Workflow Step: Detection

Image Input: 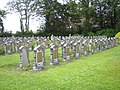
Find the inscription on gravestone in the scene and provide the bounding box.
[63,44,70,61]
[19,46,30,67]
[50,44,59,65]
[33,45,44,70]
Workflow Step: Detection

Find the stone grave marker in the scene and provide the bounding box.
[27,40,33,51]
[11,40,16,52]
[99,39,103,51]
[4,42,12,54]
[16,41,23,52]
[50,44,59,65]
[33,45,45,70]
[103,38,107,50]
[95,39,99,52]
[63,43,70,61]
[73,42,80,59]
[107,38,111,49]
[113,37,117,46]
[89,39,94,54]
[61,41,65,58]
[19,46,30,67]
[81,40,88,56]
[36,39,41,46]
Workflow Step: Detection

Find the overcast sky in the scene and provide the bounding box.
[0,0,43,33]
[0,0,65,33]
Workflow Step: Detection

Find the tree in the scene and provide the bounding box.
[6,0,35,33]
[34,0,81,35]
[92,0,120,29]
[0,9,7,33]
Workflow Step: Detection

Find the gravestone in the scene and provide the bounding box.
[103,39,107,50]
[36,39,41,46]
[73,42,80,59]
[61,41,65,58]
[99,39,103,51]
[33,45,45,70]
[11,41,16,52]
[50,44,59,65]
[89,39,94,54]
[44,39,49,49]
[16,41,23,52]
[69,40,74,50]
[19,46,30,67]
[27,41,33,51]
[113,37,117,46]
[81,40,88,56]
[63,43,70,61]
[107,38,111,49]
[4,42,12,54]
[95,39,99,52]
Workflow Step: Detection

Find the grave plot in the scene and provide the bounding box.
[88,39,94,54]
[110,37,116,48]
[63,43,71,61]
[81,40,89,56]
[113,37,117,47]
[36,39,41,46]
[61,41,65,58]
[27,40,33,51]
[99,39,104,51]
[50,44,59,65]
[94,39,100,52]
[43,39,49,49]
[16,40,24,52]
[69,40,75,57]
[108,38,113,49]
[11,40,16,53]
[19,46,30,67]
[103,38,108,50]
[73,42,80,59]
[33,45,45,70]
[4,41,12,54]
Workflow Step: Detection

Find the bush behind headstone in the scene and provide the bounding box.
[0,44,4,55]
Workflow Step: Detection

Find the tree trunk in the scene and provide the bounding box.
[20,18,24,33]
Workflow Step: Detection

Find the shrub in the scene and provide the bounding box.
[0,44,4,55]
[73,34,80,36]
[0,32,12,37]
[87,31,95,36]
[14,31,22,37]
[96,28,117,36]
[115,32,120,37]
[25,30,34,37]
[115,32,120,44]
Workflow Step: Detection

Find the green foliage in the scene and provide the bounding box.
[115,32,120,37]
[73,34,80,36]
[14,31,22,37]
[0,9,7,18]
[24,30,34,37]
[0,44,4,55]
[96,28,117,36]
[3,0,120,36]
[22,66,29,71]
[14,30,34,37]
[35,29,74,36]
[87,31,95,36]
[116,22,120,32]
[115,32,120,43]
[0,32,12,37]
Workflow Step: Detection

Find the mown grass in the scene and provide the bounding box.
[0,45,120,90]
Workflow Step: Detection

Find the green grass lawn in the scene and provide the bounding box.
[0,45,120,90]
